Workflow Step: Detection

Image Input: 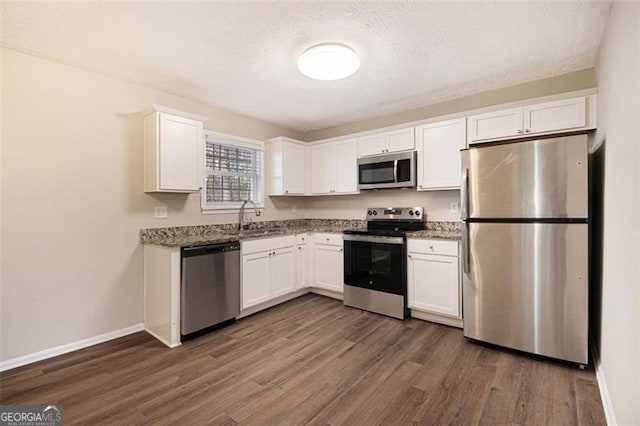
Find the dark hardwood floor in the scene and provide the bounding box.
[0,294,605,425]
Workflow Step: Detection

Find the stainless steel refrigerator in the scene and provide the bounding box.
[461,134,589,365]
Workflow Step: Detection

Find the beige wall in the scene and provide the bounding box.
[302,68,596,142]
[592,2,640,424]
[0,48,303,361]
[305,190,459,222]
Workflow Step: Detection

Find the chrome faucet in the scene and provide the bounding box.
[238,199,261,231]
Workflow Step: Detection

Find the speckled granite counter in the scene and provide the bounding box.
[140,219,462,247]
[406,221,462,241]
[140,219,365,247]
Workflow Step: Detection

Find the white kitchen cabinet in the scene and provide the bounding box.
[144,106,206,193]
[270,247,296,298]
[295,234,310,290]
[333,138,359,193]
[311,138,358,195]
[416,118,466,190]
[358,127,415,157]
[407,239,461,320]
[312,233,344,293]
[468,95,594,144]
[266,137,308,196]
[241,235,296,310]
[311,143,333,194]
[468,107,523,142]
[241,251,271,308]
[523,97,586,135]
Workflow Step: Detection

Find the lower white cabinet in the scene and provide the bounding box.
[242,250,271,308]
[312,233,344,293]
[407,239,461,319]
[295,234,311,289]
[241,235,296,310]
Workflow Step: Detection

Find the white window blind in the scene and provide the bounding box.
[203,140,263,209]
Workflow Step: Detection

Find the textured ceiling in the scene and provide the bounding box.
[1,1,611,132]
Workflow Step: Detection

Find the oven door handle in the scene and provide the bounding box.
[342,234,405,245]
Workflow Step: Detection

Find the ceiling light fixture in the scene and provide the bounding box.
[298,43,360,81]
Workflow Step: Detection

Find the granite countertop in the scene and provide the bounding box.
[140,219,364,248]
[140,219,462,247]
[406,230,461,241]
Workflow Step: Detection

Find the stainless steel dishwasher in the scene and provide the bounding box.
[181,242,240,339]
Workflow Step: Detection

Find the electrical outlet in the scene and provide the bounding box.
[154,206,168,219]
[450,202,459,214]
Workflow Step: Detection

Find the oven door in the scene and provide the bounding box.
[343,234,406,295]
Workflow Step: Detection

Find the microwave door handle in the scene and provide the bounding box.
[393,159,398,183]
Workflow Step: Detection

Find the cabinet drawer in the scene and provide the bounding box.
[408,239,458,256]
[296,233,308,245]
[241,235,296,255]
[314,233,343,246]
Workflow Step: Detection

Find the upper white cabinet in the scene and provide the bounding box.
[468,107,523,142]
[266,137,308,196]
[358,127,415,157]
[416,118,466,190]
[523,97,586,134]
[311,138,358,195]
[144,106,206,193]
[468,95,595,144]
[407,239,461,320]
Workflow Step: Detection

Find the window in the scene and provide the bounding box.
[201,132,264,212]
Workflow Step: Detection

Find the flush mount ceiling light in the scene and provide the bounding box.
[298,43,360,81]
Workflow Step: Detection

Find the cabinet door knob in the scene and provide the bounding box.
[340,248,343,252]
[517,129,523,134]
[326,238,330,242]
[408,254,412,259]
[429,245,434,251]
[285,190,289,193]
[298,246,302,250]
[524,129,531,133]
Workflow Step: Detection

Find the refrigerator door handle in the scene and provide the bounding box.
[461,167,469,220]
[462,221,470,274]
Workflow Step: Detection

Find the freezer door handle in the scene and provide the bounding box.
[462,221,470,274]
[461,167,469,220]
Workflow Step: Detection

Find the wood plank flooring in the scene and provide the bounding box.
[0,294,606,425]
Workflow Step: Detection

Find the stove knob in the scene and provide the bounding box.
[372,211,378,215]
[409,210,414,215]
[367,210,372,215]
[415,210,421,216]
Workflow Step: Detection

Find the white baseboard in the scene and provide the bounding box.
[310,287,344,300]
[144,327,181,349]
[0,323,145,373]
[590,338,617,425]
[410,309,463,328]
[238,288,311,319]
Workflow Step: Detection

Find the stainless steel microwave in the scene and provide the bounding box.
[357,151,417,190]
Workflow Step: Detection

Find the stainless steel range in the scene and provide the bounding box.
[343,207,425,319]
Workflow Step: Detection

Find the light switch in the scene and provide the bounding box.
[154,206,168,219]
[450,202,459,213]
